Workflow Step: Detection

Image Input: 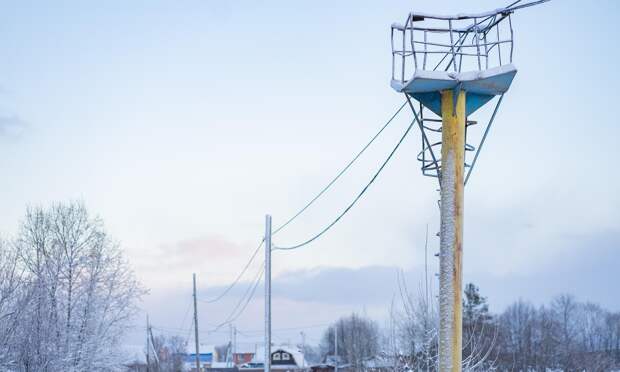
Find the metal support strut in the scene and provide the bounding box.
[438,89,465,372]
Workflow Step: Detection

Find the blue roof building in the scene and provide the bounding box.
[185,352,213,372]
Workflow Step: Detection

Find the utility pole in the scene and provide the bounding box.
[438,90,465,372]
[424,224,431,372]
[334,325,338,372]
[233,325,237,367]
[264,215,272,372]
[193,273,201,372]
[148,322,160,371]
[300,331,306,369]
[146,315,150,372]
[228,324,233,368]
[424,223,429,313]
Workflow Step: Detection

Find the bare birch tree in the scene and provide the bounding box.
[392,278,499,371]
[320,313,380,369]
[0,202,145,371]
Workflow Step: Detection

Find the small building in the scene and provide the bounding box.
[233,349,255,366]
[241,346,307,372]
[210,343,256,369]
[185,352,214,372]
[271,348,303,370]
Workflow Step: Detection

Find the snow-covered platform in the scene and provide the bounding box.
[391,64,517,116]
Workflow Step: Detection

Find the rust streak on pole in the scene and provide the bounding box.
[438,89,465,372]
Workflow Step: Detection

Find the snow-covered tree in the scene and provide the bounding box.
[0,202,145,371]
[320,313,380,369]
[493,294,620,371]
[0,237,29,370]
[151,334,187,372]
[392,280,498,371]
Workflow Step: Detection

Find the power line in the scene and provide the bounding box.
[185,102,408,306]
[197,238,264,304]
[185,317,194,347]
[211,263,265,331]
[237,323,330,335]
[178,299,192,333]
[213,268,263,331]
[273,115,417,251]
[272,101,407,235]
[152,325,195,334]
[151,325,227,337]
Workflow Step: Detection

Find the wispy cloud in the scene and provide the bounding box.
[135,234,262,287]
[0,115,27,137]
[154,236,248,269]
[199,228,620,313]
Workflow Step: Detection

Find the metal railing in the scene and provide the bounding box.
[391,8,516,83]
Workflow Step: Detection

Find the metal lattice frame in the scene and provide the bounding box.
[391,1,547,185]
[391,3,534,81]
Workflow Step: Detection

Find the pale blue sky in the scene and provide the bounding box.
[1,0,618,351]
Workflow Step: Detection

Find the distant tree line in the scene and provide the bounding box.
[314,285,620,371]
[145,284,619,372]
[0,202,145,371]
[319,313,380,369]
[495,294,620,371]
[391,282,620,371]
[145,281,619,372]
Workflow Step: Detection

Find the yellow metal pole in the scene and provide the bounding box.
[438,89,465,372]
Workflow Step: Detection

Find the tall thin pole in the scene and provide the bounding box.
[229,324,233,368]
[438,89,465,372]
[149,323,160,370]
[425,223,430,372]
[146,315,150,372]
[334,325,338,372]
[264,215,272,372]
[233,325,237,367]
[300,331,306,369]
[424,223,429,310]
[193,273,201,372]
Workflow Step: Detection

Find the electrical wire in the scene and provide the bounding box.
[209,104,411,320]
[178,299,192,333]
[185,317,194,347]
[197,238,264,304]
[211,263,265,331]
[273,116,417,251]
[152,324,231,337]
[191,102,408,305]
[212,268,263,332]
[236,323,330,335]
[272,101,407,235]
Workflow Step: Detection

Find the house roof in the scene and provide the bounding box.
[251,345,306,367]
[186,353,213,363]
